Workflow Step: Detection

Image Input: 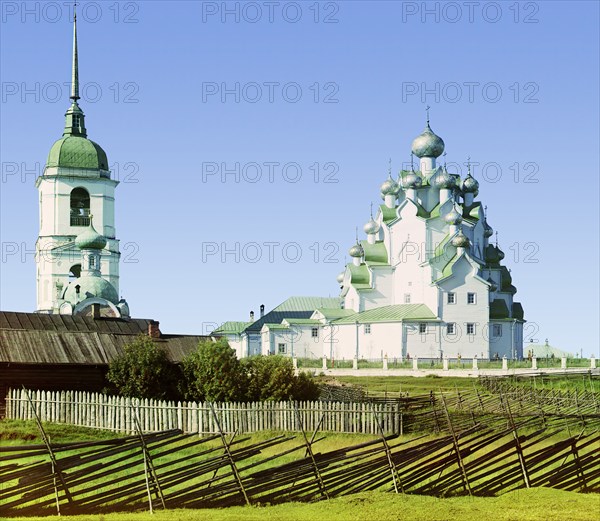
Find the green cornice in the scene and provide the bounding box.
[360,240,389,266]
[348,263,371,289]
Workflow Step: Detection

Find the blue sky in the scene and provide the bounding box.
[1,1,598,356]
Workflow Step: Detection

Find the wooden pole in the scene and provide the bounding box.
[369,401,404,494]
[22,386,73,512]
[499,391,530,488]
[208,402,251,506]
[291,400,330,500]
[131,403,166,511]
[440,392,472,496]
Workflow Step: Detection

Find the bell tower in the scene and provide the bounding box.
[35,7,121,313]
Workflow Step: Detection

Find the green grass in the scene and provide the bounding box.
[4,489,598,521]
[498,373,598,393]
[0,419,121,445]
[324,375,483,397]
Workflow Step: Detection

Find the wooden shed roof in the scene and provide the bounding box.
[0,311,205,365]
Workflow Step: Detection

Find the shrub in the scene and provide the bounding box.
[242,356,320,402]
[107,335,180,400]
[292,371,320,401]
[181,339,247,402]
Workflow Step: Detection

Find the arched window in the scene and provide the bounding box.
[69,264,81,280]
[70,188,90,226]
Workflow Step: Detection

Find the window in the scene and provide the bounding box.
[408,281,412,287]
[404,293,411,304]
[278,343,287,354]
[493,324,502,337]
[467,323,475,335]
[447,292,456,304]
[68,264,81,280]
[447,323,456,335]
[364,324,371,334]
[70,188,90,227]
[419,323,427,334]
[311,327,319,338]
[467,292,476,304]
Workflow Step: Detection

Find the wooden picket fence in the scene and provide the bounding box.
[5,388,401,435]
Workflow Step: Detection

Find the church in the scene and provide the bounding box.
[24,12,524,363]
[218,119,525,361]
[35,12,128,319]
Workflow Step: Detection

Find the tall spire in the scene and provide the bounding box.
[71,3,80,102]
[63,2,87,138]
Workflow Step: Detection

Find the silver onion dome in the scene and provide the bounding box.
[451,231,470,248]
[462,173,479,194]
[380,175,399,196]
[363,217,380,235]
[336,272,345,284]
[411,122,445,159]
[349,242,364,258]
[443,207,463,226]
[431,168,458,190]
[401,171,423,190]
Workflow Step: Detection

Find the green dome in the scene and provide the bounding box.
[63,275,119,305]
[46,136,108,170]
[75,222,107,250]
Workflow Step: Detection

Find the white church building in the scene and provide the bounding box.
[35,12,129,319]
[217,118,525,360]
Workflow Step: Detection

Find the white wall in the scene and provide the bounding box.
[438,256,490,358]
[36,169,121,312]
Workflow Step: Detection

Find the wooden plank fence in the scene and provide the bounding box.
[5,389,402,435]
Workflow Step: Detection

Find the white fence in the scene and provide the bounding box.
[5,388,401,435]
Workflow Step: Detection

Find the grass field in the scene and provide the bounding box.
[0,419,121,445]
[325,374,483,396]
[3,489,599,521]
[322,373,599,397]
[2,382,599,520]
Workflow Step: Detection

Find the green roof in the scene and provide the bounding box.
[47,136,109,170]
[379,204,397,223]
[434,253,459,282]
[434,233,452,258]
[314,308,357,320]
[333,304,437,324]
[490,299,510,319]
[526,342,573,358]
[512,302,524,320]
[62,275,119,305]
[273,296,342,312]
[262,323,290,331]
[212,321,250,335]
[282,318,321,325]
[427,203,441,220]
[348,263,371,289]
[463,202,482,222]
[360,240,389,265]
[500,266,517,294]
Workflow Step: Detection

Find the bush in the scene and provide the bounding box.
[181,339,247,402]
[293,371,320,401]
[242,356,320,402]
[107,335,180,400]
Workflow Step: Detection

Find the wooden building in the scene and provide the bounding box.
[0,311,207,416]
